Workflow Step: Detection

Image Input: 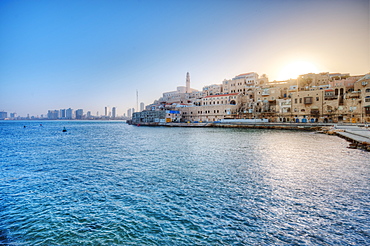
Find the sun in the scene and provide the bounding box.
[277,61,319,80]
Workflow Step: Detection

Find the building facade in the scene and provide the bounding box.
[136,72,370,124]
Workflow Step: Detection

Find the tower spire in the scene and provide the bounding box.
[186,72,190,93]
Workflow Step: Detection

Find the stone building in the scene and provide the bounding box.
[355,74,370,122]
[222,72,259,94]
[202,84,223,96]
[140,72,370,124]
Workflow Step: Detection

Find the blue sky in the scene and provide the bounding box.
[1,0,369,117]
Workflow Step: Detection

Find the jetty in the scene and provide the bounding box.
[331,125,370,151]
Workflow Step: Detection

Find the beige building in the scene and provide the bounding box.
[222,72,259,94]
[354,74,370,122]
[202,84,223,96]
[143,72,370,124]
[297,73,331,90]
[181,93,241,122]
[275,99,292,122]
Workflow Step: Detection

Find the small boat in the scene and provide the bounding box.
[62,127,67,132]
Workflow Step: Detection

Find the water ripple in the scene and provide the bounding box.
[0,121,369,245]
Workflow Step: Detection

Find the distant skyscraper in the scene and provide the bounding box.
[140,102,144,112]
[127,108,132,118]
[66,108,73,119]
[47,110,59,120]
[112,107,116,118]
[186,72,190,93]
[60,109,66,119]
[75,109,83,119]
[0,111,8,120]
[105,107,109,117]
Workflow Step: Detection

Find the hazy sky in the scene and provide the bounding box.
[1,0,369,117]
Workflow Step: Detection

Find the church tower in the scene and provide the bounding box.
[186,72,190,93]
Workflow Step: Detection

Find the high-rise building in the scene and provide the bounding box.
[0,111,8,120]
[140,102,145,112]
[75,109,83,119]
[66,108,73,119]
[105,107,109,117]
[60,109,66,119]
[112,107,116,118]
[47,110,59,120]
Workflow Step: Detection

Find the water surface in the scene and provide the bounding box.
[1,121,369,245]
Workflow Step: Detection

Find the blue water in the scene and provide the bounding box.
[0,121,369,245]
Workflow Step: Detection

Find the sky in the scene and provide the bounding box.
[0,0,369,117]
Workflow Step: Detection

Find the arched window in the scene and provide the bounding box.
[230,100,236,105]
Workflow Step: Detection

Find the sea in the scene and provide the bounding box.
[0,120,369,245]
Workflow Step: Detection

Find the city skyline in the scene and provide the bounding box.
[1,0,369,117]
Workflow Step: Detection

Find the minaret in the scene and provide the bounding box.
[186,72,190,93]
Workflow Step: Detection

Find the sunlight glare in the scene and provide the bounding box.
[278,61,319,80]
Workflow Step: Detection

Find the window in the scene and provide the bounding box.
[316,97,319,101]
[299,98,302,103]
[294,99,298,104]
[304,97,313,104]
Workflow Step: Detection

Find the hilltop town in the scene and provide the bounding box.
[133,72,370,124]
